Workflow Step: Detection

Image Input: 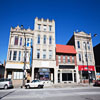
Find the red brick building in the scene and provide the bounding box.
[56,44,79,83]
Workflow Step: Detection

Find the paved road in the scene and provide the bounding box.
[0,87,100,100]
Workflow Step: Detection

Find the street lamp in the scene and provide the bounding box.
[86,33,97,84]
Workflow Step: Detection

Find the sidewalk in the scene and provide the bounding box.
[44,83,94,88]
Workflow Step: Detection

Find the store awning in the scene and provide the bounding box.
[78,65,95,71]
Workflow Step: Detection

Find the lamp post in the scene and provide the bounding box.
[86,33,97,85]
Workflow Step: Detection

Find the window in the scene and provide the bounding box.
[26,38,30,47]
[72,56,74,63]
[83,42,86,50]
[58,56,61,63]
[18,51,21,61]
[26,51,29,62]
[43,50,46,59]
[14,36,18,45]
[43,35,46,44]
[87,42,90,50]
[67,56,70,63]
[49,36,52,44]
[37,49,40,59]
[43,25,46,31]
[49,25,52,31]
[13,51,17,61]
[37,35,40,44]
[89,54,92,62]
[9,50,12,60]
[38,24,41,30]
[14,72,23,79]
[63,56,66,63]
[79,54,81,61]
[77,41,80,48]
[20,37,22,46]
[49,50,52,59]
[85,53,87,62]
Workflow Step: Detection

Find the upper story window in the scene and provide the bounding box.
[49,25,52,31]
[67,56,70,63]
[77,41,80,48]
[38,24,41,30]
[27,38,30,47]
[49,50,52,59]
[43,50,46,59]
[63,56,66,63]
[37,35,40,44]
[43,25,46,31]
[83,42,86,50]
[20,37,22,46]
[14,36,18,45]
[18,51,21,61]
[85,53,88,62]
[58,56,61,63]
[72,56,75,63]
[13,51,17,61]
[43,35,46,44]
[9,50,12,60]
[79,53,81,62]
[87,42,90,50]
[89,54,92,62]
[49,36,52,44]
[37,49,40,59]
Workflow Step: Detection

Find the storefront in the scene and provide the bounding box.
[78,65,96,83]
[34,68,54,82]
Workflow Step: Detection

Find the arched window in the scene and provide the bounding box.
[37,35,40,44]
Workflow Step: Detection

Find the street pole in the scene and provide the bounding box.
[22,33,26,88]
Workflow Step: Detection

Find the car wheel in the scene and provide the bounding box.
[38,85,41,88]
[4,85,8,89]
[26,85,30,89]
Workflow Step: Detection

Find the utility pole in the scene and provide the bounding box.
[22,33,26,88]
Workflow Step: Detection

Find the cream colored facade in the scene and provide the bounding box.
[5,17,57,87]
[32,17,57,83]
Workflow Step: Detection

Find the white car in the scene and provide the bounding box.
[25,80,44,89]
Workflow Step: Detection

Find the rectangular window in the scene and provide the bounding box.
[38,24,41,30]
[18,51,21,61]
[37,35,40,44]
[49,25,52,31]
[49,50,52,59]
[43,25,46,31]
[67,56,70,63]
[14,72,23,80]
[14,36,18,45]
[72,56,74,63]
[77,41,80,48]
[43,35,46,44]
[43,50,46,59]
[79,54,81,61]
[87,42,90,50]
[58,56,61,63]
[49,36,52,44]
[27,38,30,47]
[13,51,17,61]
[63,56,66,63]
[83,42,86,50]
[20,37,22,46]
[37,49,40,59]
[85,53,88,62]
[9,50,12,60]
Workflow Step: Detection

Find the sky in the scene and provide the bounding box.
[0,0,100,63]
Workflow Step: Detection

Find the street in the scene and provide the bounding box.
[0,87,100,100]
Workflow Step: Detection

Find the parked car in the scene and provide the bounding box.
[0,78,13,89]
[25,80,44,89]
[94,80,100,86]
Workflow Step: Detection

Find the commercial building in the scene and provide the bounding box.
[56,44,79,83]
[67,31,96,83]
[5,25,33,87]
[32,17,57,84]
[93,43,100,80]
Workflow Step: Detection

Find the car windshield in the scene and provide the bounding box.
[31,80,40,83]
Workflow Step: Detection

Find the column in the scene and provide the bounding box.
[60,72,62,83]
[54,68,58,84]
